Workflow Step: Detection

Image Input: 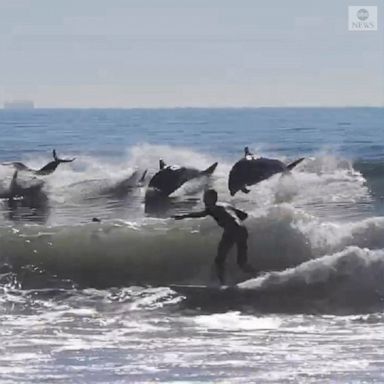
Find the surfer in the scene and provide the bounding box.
[173,189,255,284]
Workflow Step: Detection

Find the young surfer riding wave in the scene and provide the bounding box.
[173,189,255,284]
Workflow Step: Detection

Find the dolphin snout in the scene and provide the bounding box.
[229,187,238,196]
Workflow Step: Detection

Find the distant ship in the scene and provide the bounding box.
[3,100,34,110]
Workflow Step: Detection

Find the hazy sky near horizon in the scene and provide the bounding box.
[0,0,383,107]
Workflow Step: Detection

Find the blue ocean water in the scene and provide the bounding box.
[0,107,384,383]
[0,107,383,160]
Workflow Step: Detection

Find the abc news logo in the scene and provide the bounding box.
[348,6,378,31]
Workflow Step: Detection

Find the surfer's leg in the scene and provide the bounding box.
[215,233,234,284]
[236,227,255,274]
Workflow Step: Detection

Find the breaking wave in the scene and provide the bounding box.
[1,144,384,313]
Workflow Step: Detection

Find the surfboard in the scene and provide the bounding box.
[169,284,237,294]
[168,274,260,295]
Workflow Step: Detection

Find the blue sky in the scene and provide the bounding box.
[0,0,382,107]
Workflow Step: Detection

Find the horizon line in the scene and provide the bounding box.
[1,105,384,110]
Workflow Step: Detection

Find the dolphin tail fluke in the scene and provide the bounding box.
[286,157,305,171]
[201,162,218,176]
[59,157,76,163]
[54,149,75,163]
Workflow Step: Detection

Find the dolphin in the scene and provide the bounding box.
[1,171,49,223]
[66,169,147,199]
[145,160,218,215]
[99,169,147,198]
[148,160,218,197]
[0,170,45,200]
[228,147,304,196]
[3,149,75,176]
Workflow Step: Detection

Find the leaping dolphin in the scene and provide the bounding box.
[99,169,148,198]
[3,149,75,176]
[228,147,304,196]
[66,169,148,199]
[145,160,218,215]
[3,171,49,223]
[0,170,45,199]
[148,160,218,197]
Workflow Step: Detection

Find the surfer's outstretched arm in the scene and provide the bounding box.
[173,210,208,220]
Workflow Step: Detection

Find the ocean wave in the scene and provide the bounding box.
[1,245,384,314]
[1,204,384,290]
[1,144,384,315]
[0,144,378,226]
[173,246,384,314]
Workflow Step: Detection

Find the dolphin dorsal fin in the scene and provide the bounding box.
[201,162,218,176]
[9,170,18,197]
[139,169,148,183]
[244,147,252,156]
[159,159,166,170]
[244,146,254,160]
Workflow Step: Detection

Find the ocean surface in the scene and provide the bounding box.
[0,107,384,383]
